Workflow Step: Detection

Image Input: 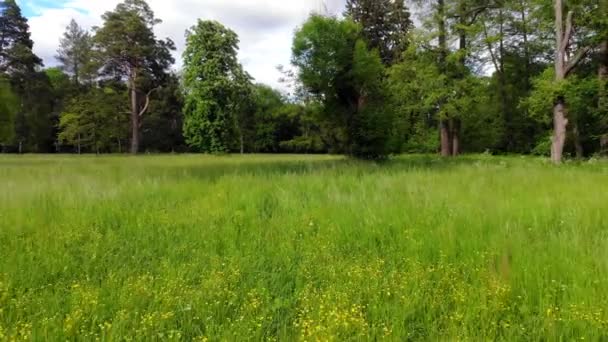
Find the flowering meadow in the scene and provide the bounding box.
[1,155,607,340]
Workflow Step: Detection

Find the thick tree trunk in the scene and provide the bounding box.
[440,120,452,157]
[552,0,567,164]
[130,86,140,154]
[551,99,568,163]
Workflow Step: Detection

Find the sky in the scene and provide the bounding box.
[19,0,346,90]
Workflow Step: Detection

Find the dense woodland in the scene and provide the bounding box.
[0,0,606,162]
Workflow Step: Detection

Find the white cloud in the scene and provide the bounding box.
[25,0,346,90]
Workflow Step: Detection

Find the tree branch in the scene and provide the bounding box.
[560,11,574,53]
[482,20,500,74]
[138,87,160,118]
[565,46,591,77]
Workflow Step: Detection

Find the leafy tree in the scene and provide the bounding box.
[344,0,413,65]
[94,0,175,153]
[292,15,393,159]
[58,86,129,153]
[182,20,251,153]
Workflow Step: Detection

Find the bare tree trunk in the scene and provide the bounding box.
[440,120,452,157]
[77,133,81,155]
[18,141,22,154]
[130,84,140,154]
[551,0,589,164]
[552,98,568,163]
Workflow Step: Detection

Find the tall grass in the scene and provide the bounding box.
[1,154,607,340]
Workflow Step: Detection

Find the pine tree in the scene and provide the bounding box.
[94,0,175,153]
[0,0,42,75]
[344,0,413,65]
[56,19,93,85]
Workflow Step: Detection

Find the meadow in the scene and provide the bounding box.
[1,154,608,340]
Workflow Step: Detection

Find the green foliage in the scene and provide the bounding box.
[58,87,129,153]
[56,19,94,84]
[524,68,561,125]
[292,15,360,100]
[0,75,17,144]
[0,0,43,74]
[387,46,444,152]
[11,71,56,152]
[292,15,393,159]
[344,0,413,65]
[182,20,251,153]
[94,0,173,80]
[141,74,185,152]
[350,41,392,158]
[94,0,175,153]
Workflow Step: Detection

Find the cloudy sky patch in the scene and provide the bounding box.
[19,0,346,90]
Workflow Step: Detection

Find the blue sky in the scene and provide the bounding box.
[20,0,72,17]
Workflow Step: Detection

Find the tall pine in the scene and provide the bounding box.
[0,0,42,75]
[0,0,55,153]
[56,19,93,85]
[94,0,175,154]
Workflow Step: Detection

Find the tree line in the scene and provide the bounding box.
[0,0,606,163]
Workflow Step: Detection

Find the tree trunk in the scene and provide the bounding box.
[601,40,608,80]
[77,133,81,155]
[452,1,467,156]
[440,119,452,157]
[601,134,608,156]
[520,0,531,89]
[551,98,568,163]
[240,132,244,155]
[552,0,567,164]
[130,85,140,154]
[437,0,450,157]
[498,9,510,151]
[451,118,461,156]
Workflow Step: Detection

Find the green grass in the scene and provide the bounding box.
[1,154,608,340]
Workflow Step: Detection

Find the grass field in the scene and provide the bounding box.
[1,154,608,340]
